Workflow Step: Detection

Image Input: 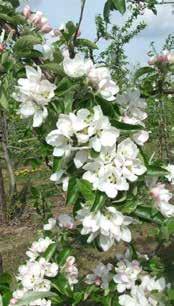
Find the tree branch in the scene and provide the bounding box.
[73,0,87,45]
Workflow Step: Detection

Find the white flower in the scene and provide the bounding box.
[113,260,142,293]
[117,89,147,125]
[165,164,174,184]
[62,256,78,288]
[150,184,172,203]
[26,237,54,259]
[157,202,174,218]
[140,275,166,292]
[18,261,44,290]
[77,206,133,251]
[74,150,89,168]
[115,138,146,182]
[57,213,75,229]
[85,263,113,289]
[97,165,129,198]
[150,183,174,217]
[13,289,27,300]
[46,129,72,157]
[98,78,119,101]
[30,299,51,306]
[50,170,69,192]
[42,44,54,61]
[63,54,92,78]
[132,130,149,146]
[43,218,56,231]
[38,258,59,277]
[87,65,119,101]
[15,66,56,127]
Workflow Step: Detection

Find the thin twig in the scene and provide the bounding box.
[73,0,87,45]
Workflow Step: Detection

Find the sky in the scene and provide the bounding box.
[23,0,174,66]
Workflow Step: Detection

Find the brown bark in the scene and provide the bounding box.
[0,165,6,224]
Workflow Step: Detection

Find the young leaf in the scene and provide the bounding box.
[111,119,142,130]
[91,192,106,212]
[66,177,79,205]
[112,0,126,14]
[77,179,95,204]
[76,39,98,50]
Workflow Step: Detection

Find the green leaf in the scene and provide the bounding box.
[14,34,42,56]
[134,67,155,80]
[57,248,71,265]
[95,96,119,118]
[134,206,152,221]
[103,1,111,23]
[120,200,138,214]
[53,157,63,172]
[0,273,12,286]
[44,243,57,261]
[77,179,95,204]
[0,13,25,25]
[0,90,8,110]
[66,177,79,205]
[147,165,168,176]
[66,21,76,35]
[91,192,106,212]
[111,119,142,130]
[15,292,57,306]
[64,92,73,113]
[76,39,98,49]
[112,0,126,14]
[52,275,71,297]
[168,288,174,301]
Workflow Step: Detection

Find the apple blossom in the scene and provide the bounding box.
[87,64,119,101]
[132,130,149,146]
[15,66,56,127]
[85,263,113,289]
[63,54,92,78]
[43,218,56,231]
[57,213,76,229]
[150,183,174,217]
[77,206,133,251]
[62,256,79,288]
[165,164,174,184]
[113,259,142,293]
[117,89,147,125]
[23,5,31,18]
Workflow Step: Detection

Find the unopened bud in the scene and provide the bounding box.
[40,23,52,33]
[23,5,31,18]
[0,43,5,52]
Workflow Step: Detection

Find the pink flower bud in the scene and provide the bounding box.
[0,43,5,52]
[167,53,174,64]
[23,5,31,18]
[40,16,48,27]
[40,23,52,33]
[77,30,81,37]
[31,11,43,26]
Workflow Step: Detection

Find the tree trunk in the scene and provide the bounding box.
[0,165,6,224]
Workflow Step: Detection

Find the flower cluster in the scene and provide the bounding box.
[150,183,174,218]
[61,256,79,289]
[76,206,134,251]
[148,50,174,66]
[14,66,56,127]
[46,105,146,199]
[63,54,119,101]
[85,258,167,306]
[23,5,52,33]
[9,237,58,306]
[85,262,113,289]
